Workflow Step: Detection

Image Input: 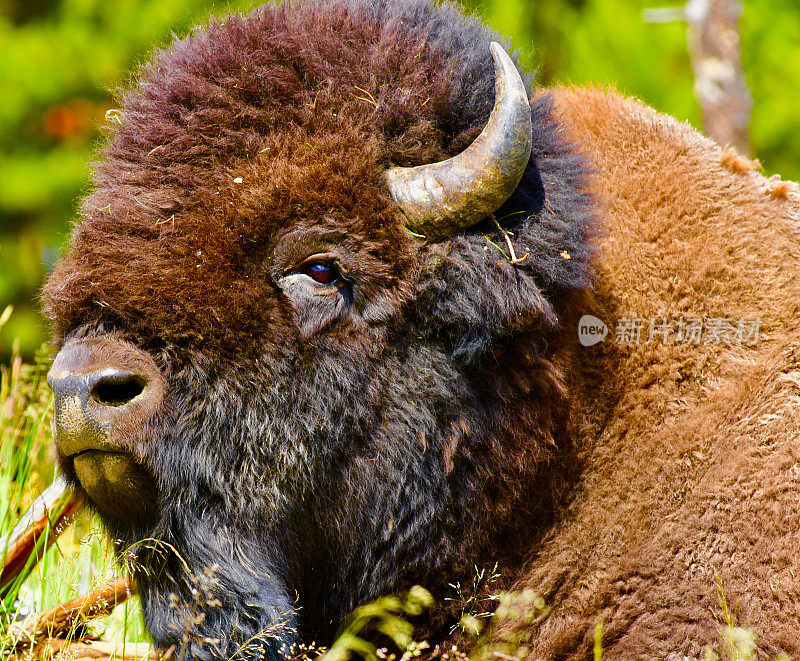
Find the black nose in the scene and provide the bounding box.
[50,368,147,407]
[47,339,165,458]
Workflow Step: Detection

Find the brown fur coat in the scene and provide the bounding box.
[494,86,800,659]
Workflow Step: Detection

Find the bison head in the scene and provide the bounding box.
[43,0,595,657]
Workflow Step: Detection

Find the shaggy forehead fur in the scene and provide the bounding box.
[43,0,592,355]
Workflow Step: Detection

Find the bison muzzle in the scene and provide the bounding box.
[49,337,163,526]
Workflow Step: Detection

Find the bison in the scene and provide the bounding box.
[42,0,800,658]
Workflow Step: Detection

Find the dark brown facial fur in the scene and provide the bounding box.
[42,0,595,658]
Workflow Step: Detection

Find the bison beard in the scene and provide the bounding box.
[43,0,593,657]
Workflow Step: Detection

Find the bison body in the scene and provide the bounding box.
[42,0,800,658]
[506,87,800,658]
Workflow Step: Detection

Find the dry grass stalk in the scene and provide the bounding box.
[1,479,84,594]
[15,638,162,661]
[6,576,136,652]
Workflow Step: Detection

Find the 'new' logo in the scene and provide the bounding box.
[577,315,608,347]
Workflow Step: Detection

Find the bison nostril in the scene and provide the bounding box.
[89,372,147,407]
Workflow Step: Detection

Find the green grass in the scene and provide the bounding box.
[0,317,150,657]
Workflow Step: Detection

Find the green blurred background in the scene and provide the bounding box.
[0,0,798,360]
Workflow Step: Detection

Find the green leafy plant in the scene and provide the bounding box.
[321,586,433,661]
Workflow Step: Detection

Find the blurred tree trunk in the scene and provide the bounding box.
[686,0,752,153]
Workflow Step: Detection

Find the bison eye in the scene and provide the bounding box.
[303,261,339,284]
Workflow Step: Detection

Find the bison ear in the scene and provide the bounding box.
[413,235,556,364]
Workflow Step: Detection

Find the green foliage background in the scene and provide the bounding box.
[0,0,798,358]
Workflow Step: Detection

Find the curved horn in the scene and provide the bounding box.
[386,42,532,242]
